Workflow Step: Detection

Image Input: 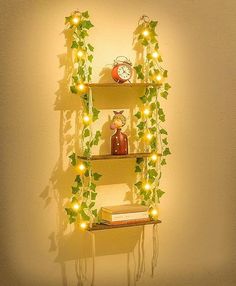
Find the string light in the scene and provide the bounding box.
[151,208,158,217]
[144,182,151,190]
[146,133,153,140]
[78,83,85,91]
[156,74,162,82]
[151,153,158,161]
[152,51,159,58]
[77,50,83,58]
[78,163,85,172]
[72,203,80,211]
[80,222,87,230]
[143,108,150,116]
[72,16,79,25]
[142,30,149,37]
[83,114,90,124]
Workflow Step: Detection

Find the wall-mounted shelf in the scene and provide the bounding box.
[88,219,161,231]
[78,152,161,161]
[86,83,161,88]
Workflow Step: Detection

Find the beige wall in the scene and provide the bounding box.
[0,0,236,285]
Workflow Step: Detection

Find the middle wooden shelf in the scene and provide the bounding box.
[78,152,161,161]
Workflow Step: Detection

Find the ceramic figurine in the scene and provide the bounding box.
[110,111,128,155]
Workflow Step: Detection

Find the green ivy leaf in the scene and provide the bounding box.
[91,192,97,200]
[148,169,158,178]
[135,166,142,173]
[162,138,168,145]
[161,91,168,99]
[151,118,156,125]
[137,121,145,130]
[161,159,167,165]
[90,182,96,191]
[82,20,94,29]
[69,153,76,166]
[65,16,72,24]
[80,209,90,221]
[160,128,168,135]
[87,43,94,51]
[89,202,95,209]
[156,189,165,199]
[163,70,168,77]
[135,181,142,189]
[84,128,90,137]
[93,172,102,181]
[82,11,89,18]
[83,191,90,198]
[92,107,100,121]
[150,102,156,111]
[164,83,171,90]
[150,20,158,29]
[134,111,141,119]
[71,41,78,49]
[163,148,171,156]
[142,39,149,46]
[84,170,89,177]
[70,86,78,94]
[72,186,79,194]
[139,95,147,103]
[136,157,144,164]
[92,209,98,217]
[88,54,93,62]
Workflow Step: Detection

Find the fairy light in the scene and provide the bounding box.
[78,163,85,172]
[78,83,85,91]
[83,114,90,123]
[142,30,149,37]
[77,50,83,58]
[151,153,158,161]
[143,108,150,116]
[146,133,153,140]
[152,51,159,58]
[72,16,79,25]
[144,182,151,190]
[73,203,80,211]
[156,74,162,82]
[151,208,158,217]
[80,222,87,230]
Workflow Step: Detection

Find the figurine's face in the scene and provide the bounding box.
[113,119,123,128]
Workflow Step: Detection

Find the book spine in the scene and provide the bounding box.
[102,218,150,225]
[111,212,148,222]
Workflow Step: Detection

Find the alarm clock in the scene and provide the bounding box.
[111,56,133,83]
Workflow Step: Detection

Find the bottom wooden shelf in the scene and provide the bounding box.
[88,219,161,231]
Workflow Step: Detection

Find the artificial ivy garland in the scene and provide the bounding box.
[134,16,171,217]
[65,10,102,228]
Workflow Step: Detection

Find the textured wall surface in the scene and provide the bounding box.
[0,0,236,285]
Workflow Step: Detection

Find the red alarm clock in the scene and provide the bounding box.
[111,56,133,83]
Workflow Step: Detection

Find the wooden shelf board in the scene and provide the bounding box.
[78,153,161,161]
[86,83,161,88]
[88,219,161,231]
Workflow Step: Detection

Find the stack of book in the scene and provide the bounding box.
[101,204,150,226]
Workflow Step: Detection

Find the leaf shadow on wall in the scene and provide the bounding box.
[39,28,159,286]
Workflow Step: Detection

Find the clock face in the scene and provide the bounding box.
[117,65,132,81]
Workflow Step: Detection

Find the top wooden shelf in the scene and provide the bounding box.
[78,152,161,161]
[85,83,161,88]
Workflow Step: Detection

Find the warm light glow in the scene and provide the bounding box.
[144,108,150,115]
[73,203,80,210]
[80,222,87,230]
[72,16,79,25]
[78,163,85,171]
[77,50,83,57]
[146,133,153,140]
[83,115,90,123]
[151,154,158,161]
[151,208,158,216]
[78,83,85,91]
[142,30,149,37]
[156,74,162,82]
[144,183,151,190]
[152,51,159,58]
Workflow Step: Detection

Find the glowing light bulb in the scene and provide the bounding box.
[144,183,151,190]
[78,83,85,91]
[78,163,85,172]
[151,154,158,161]
[152,51,159,58]
[72,16,79,25]
[77,50,83,57]
[156,74,162,82]
[146,133,153,140]
[142,30,149,37]
[151,208,158,216]
[83,115,90,123]
[73,203,80,210]
[80,222,87,230]
[144,108,150,115]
